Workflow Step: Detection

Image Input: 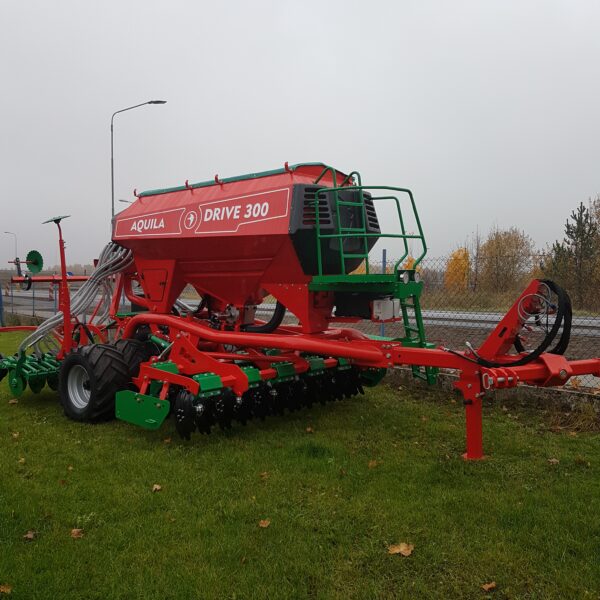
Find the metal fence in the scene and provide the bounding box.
[365,251,600,393]
[2,250,599,393]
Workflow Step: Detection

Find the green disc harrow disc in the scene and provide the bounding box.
[47,373,59,391]
[26,249,43,274]
[28,375,46,394]
[8,371,26,398]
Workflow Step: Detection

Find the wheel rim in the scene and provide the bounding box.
[67,365,92,409]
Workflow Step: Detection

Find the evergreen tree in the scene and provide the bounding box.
[544,200,599,308]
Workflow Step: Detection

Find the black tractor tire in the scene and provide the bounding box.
[114,338,158,378]
[59,344,130,423]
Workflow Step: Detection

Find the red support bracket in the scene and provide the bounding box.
[454,369,485,460]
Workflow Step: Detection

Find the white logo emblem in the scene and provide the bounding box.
[183,210,198,230]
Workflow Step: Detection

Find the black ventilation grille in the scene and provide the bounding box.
[302,187,332,225]
[364,196,379,231]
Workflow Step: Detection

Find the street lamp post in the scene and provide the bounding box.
[4,231,17,258]
[110,100,167,219]
[4,231,17,316]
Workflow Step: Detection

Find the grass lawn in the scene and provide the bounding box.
[0,331,599,599]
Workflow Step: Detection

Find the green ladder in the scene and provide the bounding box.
[398,294,438,385]
[335,197,371,274]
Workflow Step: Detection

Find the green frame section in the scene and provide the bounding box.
[115,391,170,430]
[309,278,423,295]
[1,353,60,397]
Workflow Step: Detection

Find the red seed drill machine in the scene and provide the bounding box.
[1,162,598,459]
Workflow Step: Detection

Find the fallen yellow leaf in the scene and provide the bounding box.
[152,484,162,492]
[258,519,271,528]
[259,471,269,480]
[163,437,172,444]
[8,399,18,405]
[0,584,12,594]
[388,542,414,557]
[305,426,314,434]
[70,528,84,539]
[23,530,37,542]
[548,458,560,465]
[67,465,74,472]
[368,460,379,469]
[11,432,19,440]
[17,457,25,465]
[481,581,497,592]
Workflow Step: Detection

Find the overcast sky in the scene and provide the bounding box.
[1,0,599,268]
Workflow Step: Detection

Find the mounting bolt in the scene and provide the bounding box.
[385,353,391,359]
[559,369,568,380]
[467,383,472,389]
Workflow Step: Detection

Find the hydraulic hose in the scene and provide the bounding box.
[19,242,134,356]
[241,301,286,333]
[476,279,572,368]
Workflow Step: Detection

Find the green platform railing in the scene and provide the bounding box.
[312,183,427,280]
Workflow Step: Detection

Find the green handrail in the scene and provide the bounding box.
[313,166,339,187]
[339,171,363,187]
[312,185,427,278]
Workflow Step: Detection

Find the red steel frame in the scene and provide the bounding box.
[116,279,600,460]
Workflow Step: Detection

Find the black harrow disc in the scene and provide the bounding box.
[194,399,214,435]
[174,389,197,440]
[248,383,270,421]
[309,374,329,405]
[303,376,321,408]
[291,378,309,410]
[337,368,362,399]
[172,366,369,440]
[266,382,285,416]
[351,367,365,396]
[232,393,252,425]
[212,388,236,430]
[323,371,344,402]
[279,381,302,413]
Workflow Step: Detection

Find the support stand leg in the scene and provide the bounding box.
[463,397,484,460]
